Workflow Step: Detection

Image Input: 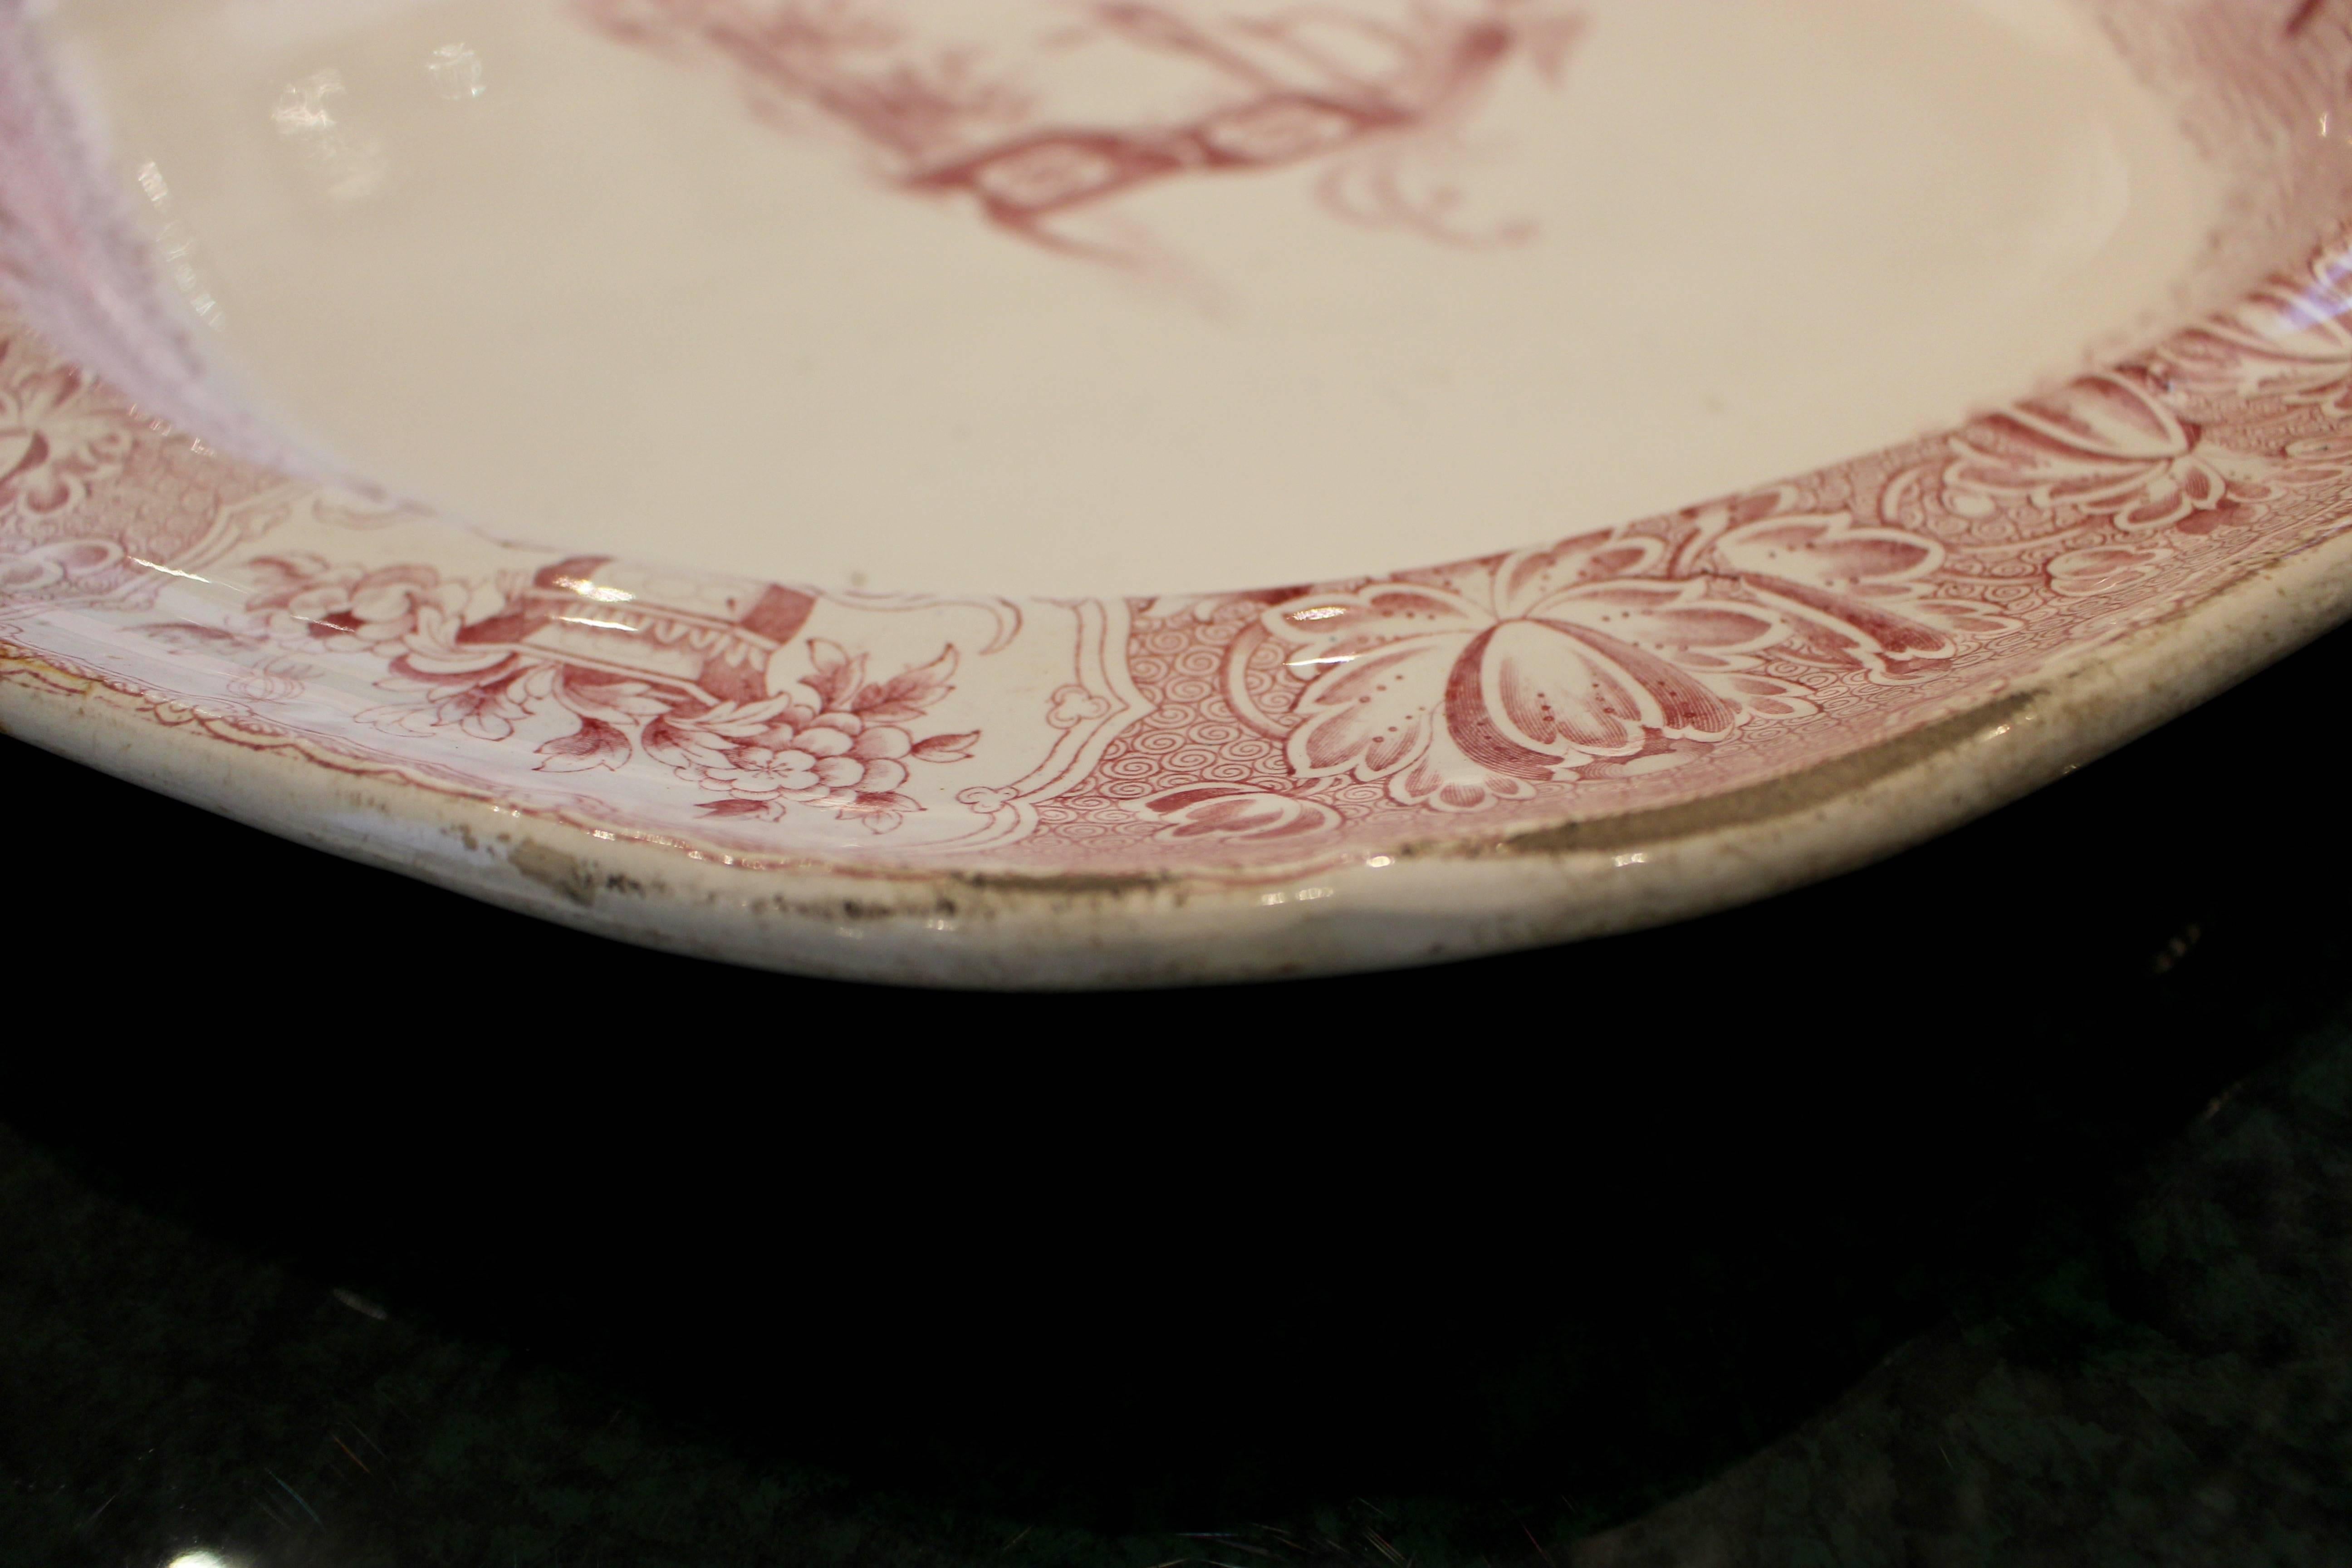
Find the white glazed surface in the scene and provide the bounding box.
[5,0,2352,988]
[33,0,2226,598]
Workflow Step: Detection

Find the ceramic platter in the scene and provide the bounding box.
[5,0,2352,987]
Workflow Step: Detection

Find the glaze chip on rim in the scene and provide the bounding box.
[5,0,2352,986]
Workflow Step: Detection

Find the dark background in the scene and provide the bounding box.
[5,617,2352,1561]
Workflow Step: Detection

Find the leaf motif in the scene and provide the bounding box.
[1708,514,1940,590]
[241,553,335,593]
[558,669,677,722]
[2000,372,2188,461]
[857,646,960,716]
[1264,583,1489,664]
[1493,531,1668,618]
[681,695,805,741]
[536,716,633,773]
[800,639,865,711]
[136,622,255,652]
[512,661,563,703]
[1286,633,1463,782]
[699,798,780,819]
[456,706,515,742]
[640,715,701,767]
[911,730,981,763]
[835,790,921,834]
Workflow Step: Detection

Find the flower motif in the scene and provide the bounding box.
[2224,434,2352,513]
[1133,786,1343,842]
[1671,496,2018,679]
[237,557,981,828]
[1940,365,2352,564]
[240,555,518,675]
[1265,531,1808,811]
[2155,244,2352,417]
[238,556,529,735]
[0,346,135,528]
[0,537,121,597]
[1942,372,2232,533]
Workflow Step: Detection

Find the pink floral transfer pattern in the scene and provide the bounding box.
[229,553,979,833]
[14,186,2352,871]
[10,0,2352,877]
[0,342,132,525]
[1259,533,1814,812]
[0,332,279,605]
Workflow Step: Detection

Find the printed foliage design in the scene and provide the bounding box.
[1255,504,2021,812]
[0,343,130,524]
[233,554,979,833]
[0,339,137,593]
[12,0,2352,865]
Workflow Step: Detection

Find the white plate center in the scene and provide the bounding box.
[42,0,2223,597]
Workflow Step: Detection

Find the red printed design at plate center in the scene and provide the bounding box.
[575,0,1583,257]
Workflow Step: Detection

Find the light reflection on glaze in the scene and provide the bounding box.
[29,0,2227,599]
